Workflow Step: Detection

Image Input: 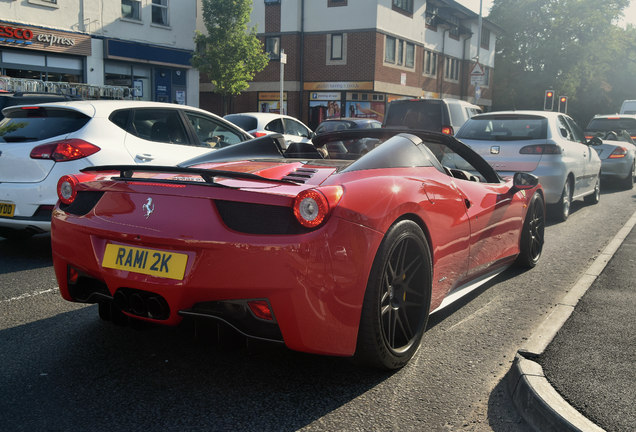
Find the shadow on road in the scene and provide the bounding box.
[0,307,392,432]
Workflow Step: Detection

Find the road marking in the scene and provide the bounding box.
[0,287,59,304]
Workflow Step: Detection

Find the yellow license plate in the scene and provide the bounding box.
[102,244,188,280]
[0,202,15,217]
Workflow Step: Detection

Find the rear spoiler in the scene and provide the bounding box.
[81,165,299,186]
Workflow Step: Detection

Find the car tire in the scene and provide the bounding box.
[553,179,572,222]
[619,162,635,190]
[515,192,545,268]
[354,220,432,370]
[584,174,601,204]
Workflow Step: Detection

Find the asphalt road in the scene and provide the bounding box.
[1,182,634,432]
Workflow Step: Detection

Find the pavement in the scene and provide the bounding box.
[505,209,636,432]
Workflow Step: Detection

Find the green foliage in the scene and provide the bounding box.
[489,0,636,124]
[192,0,269,109]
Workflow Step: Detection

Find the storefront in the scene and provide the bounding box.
[0,22,91,85]
[103,39,192,104]
[304,81,387,130]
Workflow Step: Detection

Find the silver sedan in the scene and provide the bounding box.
[456,110,602,221]
[588,131,636,190]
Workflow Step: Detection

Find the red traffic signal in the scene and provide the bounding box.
[558,96,568,113]
[544,90,554,111]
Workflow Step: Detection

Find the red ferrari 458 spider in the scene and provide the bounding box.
[51,128,545,369]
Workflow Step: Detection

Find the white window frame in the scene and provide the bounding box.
[444,56,460,82]
[327,33,347,65]
[151,0,169,27]
[423,49,438,77]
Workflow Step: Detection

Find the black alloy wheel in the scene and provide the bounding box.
[515,192,545,268]
[620,162,635,190]
[354,220,432,370]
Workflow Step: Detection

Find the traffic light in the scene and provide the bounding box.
[544,90,554,111]
[558,96,568,113]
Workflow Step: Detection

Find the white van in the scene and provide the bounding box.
[619,100,636,114]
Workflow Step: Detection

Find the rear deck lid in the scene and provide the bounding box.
[456,114,549,172]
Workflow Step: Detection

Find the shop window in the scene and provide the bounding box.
[385,36,396,64]
[152,0,169,26]
[122,0,141,20]
[423,49,438,77]
[266,36,281,60]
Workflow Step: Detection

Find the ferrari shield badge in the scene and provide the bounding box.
[142,197,155,219]
[490,146,500,154]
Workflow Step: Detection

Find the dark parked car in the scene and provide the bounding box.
[314,118,381,135]
[383,98,481,135]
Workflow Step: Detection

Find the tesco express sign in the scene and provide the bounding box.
[0,25,34,40]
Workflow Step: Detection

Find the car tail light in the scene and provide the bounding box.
[30,139,100,162]
[293,186,344,228]
[253,131,268,137]
[519,144,562,154]
[248,300,274,321]
[57,175,80,205]
[608,147,628,158]
[441,126,454,135]
[584,135,594,140]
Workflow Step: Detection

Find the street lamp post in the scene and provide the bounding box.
[279,49,286,115]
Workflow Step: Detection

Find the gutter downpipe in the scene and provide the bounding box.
[299,0,305,120]
[438,29,448,97]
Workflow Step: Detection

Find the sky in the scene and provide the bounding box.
[456,0,636,27]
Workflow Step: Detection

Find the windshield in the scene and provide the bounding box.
[457,116,548,141]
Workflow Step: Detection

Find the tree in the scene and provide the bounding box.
[192,0,269,115]
[488,0,635,124]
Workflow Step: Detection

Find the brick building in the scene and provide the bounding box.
[199,0,500,130]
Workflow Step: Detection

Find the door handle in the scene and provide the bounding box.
[464,198,471,209]
[136,153,155,162]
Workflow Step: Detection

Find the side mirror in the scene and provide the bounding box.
[587,136,602,146]
[512,172,539,190]
[560,128,568,138]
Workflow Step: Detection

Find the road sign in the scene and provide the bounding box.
[470,62,485,76]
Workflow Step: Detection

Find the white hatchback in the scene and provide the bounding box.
[0,100,252,239]
[224,112,314,149]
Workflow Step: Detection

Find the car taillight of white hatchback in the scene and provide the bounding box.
[31,139,100,162]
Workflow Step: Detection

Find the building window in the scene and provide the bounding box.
[152,0,169,26]
[264,0,281,4]
[392,0,413,14]
[122,0,141,20]
[397,40,404,65]
[405,42,415,68]
[385,36,396,64]
[331,34,343,60]
[266,36,281,59]
[449,15,460,38]
[423,50,438,76]
[481,28,490,49]
[444,57,460,82]
[328,0,347,6]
